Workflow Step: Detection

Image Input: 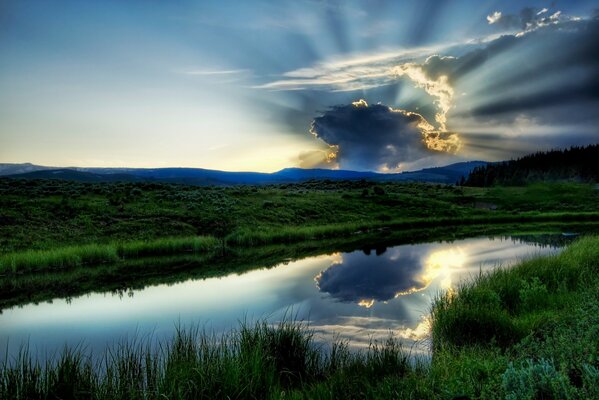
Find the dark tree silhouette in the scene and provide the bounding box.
[464,144,599,186]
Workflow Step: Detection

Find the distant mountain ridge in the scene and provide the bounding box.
[0,161,488,185]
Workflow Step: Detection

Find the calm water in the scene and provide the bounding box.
[0,235,568,360]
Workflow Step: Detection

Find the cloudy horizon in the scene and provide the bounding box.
[1,1,598,172]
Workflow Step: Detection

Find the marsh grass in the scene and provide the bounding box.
[118,236,219,258]
[431,236,599,350]
[0,236,219,274]
[0,244,120,274]
[2,211,599,275]
[0,320,411,400]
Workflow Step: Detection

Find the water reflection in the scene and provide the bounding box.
[315,246,468,308]
[0,235,570,360]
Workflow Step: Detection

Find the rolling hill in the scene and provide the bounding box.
[1,161,487,185]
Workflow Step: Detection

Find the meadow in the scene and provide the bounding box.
[1,178,599,275]
[2,235,598,399]
[2,178,599,398]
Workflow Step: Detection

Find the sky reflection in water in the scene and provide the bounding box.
[0,236,562,359]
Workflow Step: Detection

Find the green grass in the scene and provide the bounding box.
[2,236,598,399]
[1,178,599,273]
[431,236,599,350]
[118,236,219,258]
[3,212,599,275]
[2,179,599,255]
[0,320,412,400]
[427,236,599,398]
[0,236,219,274]
[0,244,120,274]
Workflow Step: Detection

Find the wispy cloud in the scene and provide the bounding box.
[486,11,502,24]
[253,45,447,92]
[177,69,249,76]
[486,6,580,34]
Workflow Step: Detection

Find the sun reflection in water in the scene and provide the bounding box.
[390,247,466,303]
[421,247,467,290]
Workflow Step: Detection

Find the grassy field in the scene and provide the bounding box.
[1,178,599,274]
[2,236,598,399]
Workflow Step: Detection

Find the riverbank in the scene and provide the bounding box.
[2,212,599,275]
[1,236,598,399]
[1,222,597,311]
[2,179,599,254]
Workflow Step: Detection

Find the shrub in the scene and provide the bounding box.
[262,200,275,209]
[502,359,569,400]
[373,186,385,195]
[519,277,549,311]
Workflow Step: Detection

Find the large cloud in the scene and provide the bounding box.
[260,7,599,166]
[315,248,426,304]
[309,99,460,171]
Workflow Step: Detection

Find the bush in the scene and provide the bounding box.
[262,200,275,209]
[502,359,569,400]
[519,277,549,311]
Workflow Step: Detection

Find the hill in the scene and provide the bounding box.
[2,161,488,185]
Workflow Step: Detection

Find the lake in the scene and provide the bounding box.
[0,234,572,361]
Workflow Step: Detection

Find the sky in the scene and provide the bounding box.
[1,0,598,172]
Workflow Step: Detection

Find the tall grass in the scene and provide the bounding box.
[431,236,599,350]
[2,211,599,274]
[0,236,219,275]
[0,244,120,274]
[0,320,410,400]
[118,236,219,258]
[228,211,599,246]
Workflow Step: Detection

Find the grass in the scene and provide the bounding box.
[2,236,598,399]
[1,178,599,273]
[0,236,219,274]
[3,212,599,275]
[427,236,599,398]
[431,236,599,350]
[2,179,599,255]
[0,320,412,400]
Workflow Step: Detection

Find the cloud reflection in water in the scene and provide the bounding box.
[315,244,467,308]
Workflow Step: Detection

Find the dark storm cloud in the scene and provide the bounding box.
[316,249,425,303]
[464,19,599,121]
[459,129,599,162]
[422,17,599,86]
[309,100,459,171]
[407,17,599,125]
[469,79,599,117]
[420,35,519,83]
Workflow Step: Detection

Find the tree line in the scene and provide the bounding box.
[461,144,599,186]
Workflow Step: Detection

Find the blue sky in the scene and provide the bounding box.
[1,0,598,171]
